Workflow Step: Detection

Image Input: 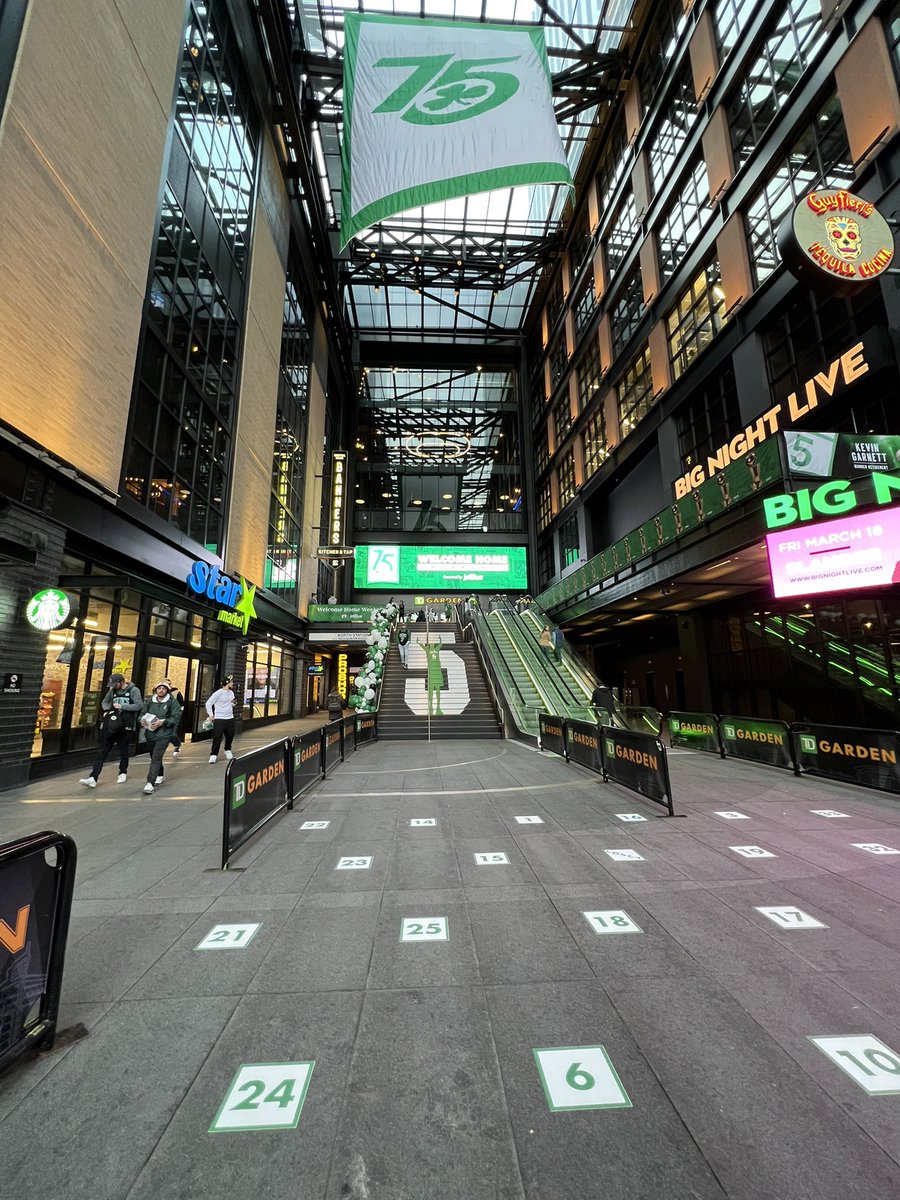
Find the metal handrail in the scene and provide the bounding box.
[465,612,512,735]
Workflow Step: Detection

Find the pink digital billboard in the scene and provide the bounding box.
[766,504,900,598]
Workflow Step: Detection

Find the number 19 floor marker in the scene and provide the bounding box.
[209,1062,315,1132]
[533,1046,632,1111]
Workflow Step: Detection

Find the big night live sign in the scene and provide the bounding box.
[185,561,258,634]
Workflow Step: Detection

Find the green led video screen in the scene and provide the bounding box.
[354,545,528,591]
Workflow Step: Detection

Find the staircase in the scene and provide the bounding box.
[377,636,503,740]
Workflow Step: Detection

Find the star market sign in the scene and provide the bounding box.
[778,190,894,293]
[186,561,257,635]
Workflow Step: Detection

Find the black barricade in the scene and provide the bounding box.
[667,711,722,755]
[539,713,567,757]
[322,719,344,772]
[291,728,324,801]
[793,723,900,794]
[565,718,603,774]
[601,726,675,815]
[718,715,795,772]
[222,739,290,869]
[343,715,357,752]
[0,831,77,1074]
[356,713,377,744]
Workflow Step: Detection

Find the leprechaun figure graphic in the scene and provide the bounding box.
[423,639,445,717]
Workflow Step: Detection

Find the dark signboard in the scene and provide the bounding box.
[539,713,566,758]
[601,726,674,815]
[356,713,377,744]
[565,719,603,774]
[2,673,23,694]
[784,431,900,479]
[718,716,794,771]
[223,739,289,866]
[793,723,900,795]
[322,719,344,771]
[291,728,323,801]
[667,712,721,755]
[343,715,357,751]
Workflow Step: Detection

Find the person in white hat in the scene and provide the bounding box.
[139,682,182,794]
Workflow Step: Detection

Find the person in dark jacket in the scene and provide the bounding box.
[79,673,143,787]
[327,687,344,721]
[397,625,411,667]
[162,678,185,755]
[140,682,182,794]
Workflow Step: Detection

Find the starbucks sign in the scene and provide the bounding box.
[25,588,73,632]
[778,190,894,294]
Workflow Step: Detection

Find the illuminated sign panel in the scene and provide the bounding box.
[778,190,894,293]
[354,545,527,590]
[329,452,347,548]
[784,431,900,478]
[766,504,900,599]
[763,472,900,530]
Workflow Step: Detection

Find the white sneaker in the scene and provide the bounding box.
[208,754,217,764]
[172,749,180,757]
[224,750,234,760]
[155,776,164,785]
[117,773,127,784]
[79,777,96,789]
[142,782,154,794]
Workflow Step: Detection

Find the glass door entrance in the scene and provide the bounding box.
[143,650,216,741]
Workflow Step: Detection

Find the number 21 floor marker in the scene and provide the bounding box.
[209,1062,315,1132]
[533,1046,632,1111]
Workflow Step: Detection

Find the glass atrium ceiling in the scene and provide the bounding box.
[295,0,636,339]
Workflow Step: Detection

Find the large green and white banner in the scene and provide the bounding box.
[341,13,571,245]
[354,544,527,590]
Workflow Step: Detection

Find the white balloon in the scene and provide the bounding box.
[365,687,375,700]
[365,633,376,645]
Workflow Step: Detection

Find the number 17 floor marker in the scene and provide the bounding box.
[533,1046,632,1111]
[209,1062,315,1132]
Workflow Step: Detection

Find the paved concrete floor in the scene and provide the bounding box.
[3,731,900,1199]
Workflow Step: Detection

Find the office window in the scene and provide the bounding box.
[610,268,645,359]
[658,157,710,283]
[676,367,740,472]
[560,515,580,567]
[0,0,28,124]
[605,187,639,277]
[554,394,573,443]
[549,329,568,386]
[569,207,593,279]
[639,0,689,113]
[647,64,697,195]
[546,274,565,329]
[666,261,727,380]
[538,539,556,587]
[557,449,577,508]
[123,0,260,552]
[576,337,603,411]
[616,344,655,436]
[538,480,553,530]
[727,1,827,174]
[583,408,608,478]
[745,93,853,286]
[536,426,550,475]
[574,274,598,336]
[888,1,900,82]
[265,253,310,607]
[714,0,760,58]
[595,116,629,219]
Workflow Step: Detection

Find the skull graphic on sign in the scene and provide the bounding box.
[825,214,862,260]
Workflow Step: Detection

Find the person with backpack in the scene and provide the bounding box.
[205,676,237,763]
[79,672,143,787]
[397,625,411,667]
[162,678,185,756]
[139,681,182,794]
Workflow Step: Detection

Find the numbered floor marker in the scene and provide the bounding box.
[604,848,645,862]
[615,813,647,823]
[583,910,642,935]
[715,811,749,820]
[196,924,261,951]
[336,856,373,870]
[210,1061,314,1132]
[730,845,776,858]
[474,852,509,865]
[810,810,849,819]
[300,821,329,830]
[755,906,828,930]
[410,818,436,827]
[852,843,900,856]
[515,816,543,824]
[809,1035,900,1095]
[400,916,449,942]
[533,1046,632,1112]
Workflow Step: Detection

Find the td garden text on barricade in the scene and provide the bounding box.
[615,744,658,770]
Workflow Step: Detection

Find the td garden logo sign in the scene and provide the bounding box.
[779,190,894,293]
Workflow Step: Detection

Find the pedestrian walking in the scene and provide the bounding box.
[206,677,237,763]
[551,625,565,663]
[398,599,406,620]
[397,625,410,667]
[79,673,143,787]
[139,682,182,794]
[539,624,554,664]
[162,678,185,755]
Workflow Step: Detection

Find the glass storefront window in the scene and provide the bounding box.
[242,638,295,722]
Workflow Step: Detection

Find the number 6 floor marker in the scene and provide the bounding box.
[209,1062,315,1132]
[533,1046,631,1111]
